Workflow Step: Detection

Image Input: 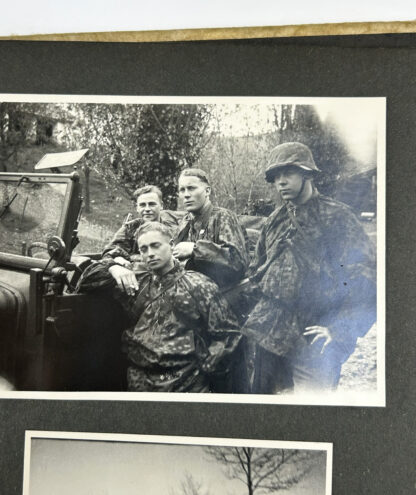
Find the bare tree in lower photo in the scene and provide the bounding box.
[170,472,211,495]
[204,446,324,495]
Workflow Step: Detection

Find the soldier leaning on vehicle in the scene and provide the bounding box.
[79,222,242,393]
[242,142,376,394]
[100,169,250,393]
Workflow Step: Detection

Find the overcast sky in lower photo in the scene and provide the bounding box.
[28,438,327,495]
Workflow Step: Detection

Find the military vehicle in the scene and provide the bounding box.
[0,150,270,393]
[0,151,127,392]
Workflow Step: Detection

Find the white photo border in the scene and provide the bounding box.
[0,93,386,407]
[22,430,333,495]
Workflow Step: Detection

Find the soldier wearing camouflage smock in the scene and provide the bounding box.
[103,185,180,263]
[173,168,250,393]
[173,168,249,288]
[79,222,242,393]
[243,142,376,394]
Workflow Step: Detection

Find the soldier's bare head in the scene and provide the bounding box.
[134,185,163,222]
[178,168,211,214]
[136,222,174,275]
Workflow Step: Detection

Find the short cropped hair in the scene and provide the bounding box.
[136,221,172,241]
[133,185,163,202]
[179,168,210,186]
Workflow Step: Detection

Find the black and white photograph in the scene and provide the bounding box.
[22,431,332,495]
[0,94,385,406]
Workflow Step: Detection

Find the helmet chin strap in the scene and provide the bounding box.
[297,175,307,200]
[279,174,308,204]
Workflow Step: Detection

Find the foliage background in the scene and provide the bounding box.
[0,100,377,249]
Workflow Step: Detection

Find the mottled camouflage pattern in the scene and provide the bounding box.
[78,260,241,392]
[102,210,181,260]
[174,202,249,288]
[243,193,376,360]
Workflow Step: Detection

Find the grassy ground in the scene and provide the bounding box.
[339,221,377,391]
[76,170,133,253]
[339,324,377,391]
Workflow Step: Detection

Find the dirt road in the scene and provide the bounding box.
[339,324,378,391]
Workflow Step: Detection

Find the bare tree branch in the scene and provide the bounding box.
[204,446,323,495]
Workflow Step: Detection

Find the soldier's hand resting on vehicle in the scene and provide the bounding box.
[172,242,195,260]
[303,326,333,354]
[113,256,132,268]
[109,264,138,296]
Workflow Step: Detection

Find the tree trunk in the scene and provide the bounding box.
[246,449,254,495]
[83,165,91,213]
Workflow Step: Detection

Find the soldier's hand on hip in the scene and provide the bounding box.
[201,354,218,374]
[173,242,195,260]
[303,326,333,354]
[109,264,138,296]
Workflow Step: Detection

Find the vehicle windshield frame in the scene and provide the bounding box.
[0,172,80,272]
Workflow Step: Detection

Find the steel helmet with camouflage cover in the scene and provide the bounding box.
[265,142,321,183]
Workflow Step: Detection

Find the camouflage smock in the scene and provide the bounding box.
[242,193,376,358]
[102,209,181,260]
[174,201,249,288]
[78,260,241,392]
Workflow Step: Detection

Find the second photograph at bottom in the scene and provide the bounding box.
[22,431,332,495]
